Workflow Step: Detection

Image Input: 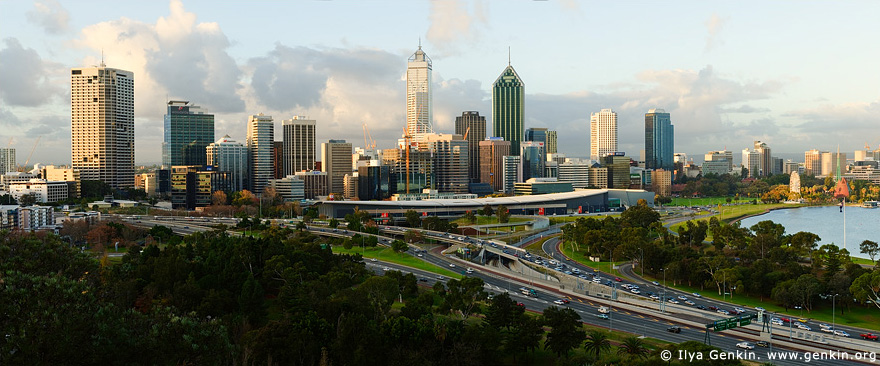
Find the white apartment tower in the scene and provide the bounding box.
[406,45,433,138]
[282,116,316,175]
[70,65,135,189]
[246,114,274,194]
[0,148,14,173]
[590,109,618,161]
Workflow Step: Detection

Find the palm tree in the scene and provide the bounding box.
[617,336,649,359]
[583,329,611,360]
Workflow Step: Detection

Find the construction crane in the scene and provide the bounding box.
[462,126,471,140]
[21,136,40,172]
[402,127,412,194]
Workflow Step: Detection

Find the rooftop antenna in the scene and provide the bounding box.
[418,37,421,49]
[508,46,511,66]
[100,48,106,67]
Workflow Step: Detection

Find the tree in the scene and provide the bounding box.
[443,277,486,319]
[329,218,339,229]
[404,229,424,244]
[542,307,585,358]
[617,336,650,360]
[860,240,879,263]
[850,270,880,310]
[391,240,409,253]
[464,210,477,224]
[404,209,421,227]
[481,204,494,217]
[497,205,510,224]
[583,329,611,360]
[505,314,543,361]
[211,191,228,206]
[620,204,659,228]
[18,193,38,206]
[484,292,524,331]
[233,189,258,206]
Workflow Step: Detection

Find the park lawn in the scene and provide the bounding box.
[640,274,880,331]
[670,197,757,207]
[523,234,560,257]
[558,242,625,277]
[331,245,463,279]
[851,256,877,267]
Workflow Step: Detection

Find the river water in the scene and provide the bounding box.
[738,205,879,260]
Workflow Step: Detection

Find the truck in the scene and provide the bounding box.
[860,333,878,340]
[598,306,610,314]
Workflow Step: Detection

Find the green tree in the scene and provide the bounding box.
[505,314,543,362]
[860,240,879,263]
[239,273,266,325]
[620,204,660,228]
[18,193,38,206]
[542,306,585,358]
[329,218,339,229]
[850,270,880,310]
[497,205,510,224]
[617,336,650,360]
[484,292,524,331]
[444,277,486,319]
[583,329,611,360]
[464,210,477,224]
[481,204,494,217]
[391,239,409,253]
[404,229,424,244]
[404,209,421,227]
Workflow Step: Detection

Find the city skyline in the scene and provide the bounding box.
[2,1,880,165]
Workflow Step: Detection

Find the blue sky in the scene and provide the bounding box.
[1,0,879,165]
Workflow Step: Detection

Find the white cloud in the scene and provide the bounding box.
[26,0,70,35]
[0,38,63,107]
[705,13,727,52]
[426,0,488,57]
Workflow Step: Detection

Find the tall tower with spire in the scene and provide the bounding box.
[406,44,432,138]
[492,56,525,156]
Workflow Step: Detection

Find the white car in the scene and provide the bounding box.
[650,295,660,300]
[370,258,378,262]
[834,330,850,337]
[592,277,602,284]
[449,264,455,268]
[684,300,695,306]
[736,342,755,350]
[717,309,730,315]
[678,295,688,301]
[796,323,811,331]
[553,300,565,305]
[733,307,746,314]
[651,281,660,286]
[819,323,832,329]
[692,292,702,298]
[755,307,766,312]
[630,289,641,294]
[772,320,784,326]
[820,327,834,333]
[667,299,679,304]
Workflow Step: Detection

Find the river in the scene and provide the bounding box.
[738,205,879,260]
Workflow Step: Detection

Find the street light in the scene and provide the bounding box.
[832,294,840,338]
[638,247,644,278]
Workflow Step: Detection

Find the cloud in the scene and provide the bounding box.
[705,13,727,52]
[426,0,488,57]
[785,101,880,149]
[26,0,70,35]
[0,38,63,107]
[717,105,771,114]
[74,0,245,121]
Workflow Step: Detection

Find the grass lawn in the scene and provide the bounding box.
[851,256,877,267]
[639,273,880,331]
[558,242,625,277]
[523,234,560,257]
[331,245,463,279]
[670,197,757,207]
[451,215,531,226]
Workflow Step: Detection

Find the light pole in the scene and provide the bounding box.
[610,282,615,334]
[832,294,840,338]
[638,247,644,278]
[661,267,667,313]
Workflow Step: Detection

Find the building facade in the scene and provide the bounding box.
[246,114,274,194]
[754,141,772,177]
[358,165,394,200]
[282,116,316,175]
[478,138,510,192]
[742,148,761,178]
[546,130,558,154]
[294,171,329,199]
[407,46,433,138]
[206,135,249,192]
[502,155,521,194]
[42,165,81,198]
[650,169,672,197]
[520,141,546,181]
[8,179,69,203]
[804,149,824,176]
[321,140,353,195]
[421,134,469,194]
[492,65,525,156]
[170,165,232,210]
[644,109,674,170]
[268,175,305,202]
[601,154,630,189]
[70,65,134,189]
[557,162,590,189]
[590,109,618,161]
[0,148,14,173]
[454,111,486,183]
[162,101,214,167]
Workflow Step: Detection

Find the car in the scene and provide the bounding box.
[667,299,679,304]
[696,305,708,310]
[382,267,390,271]
[796,324,812,331]
[733,307,746,314]
[645,291,654,296]
[449,263,455,268]
[667,326,682,333]
[796,318,808,323]
[516,302,525,307]
[466,268,474,274]
[735,342,755,350]
[820,327,834,333]
[652,281,660,286]
[756,341,770,348]
[553,300,566,305]
[596,314,609,319]
[860,333,879,340]
[417,253,423,257]
[707,306,719,311]
[717,309,730,315]
[691,292,701,298]
[418,277,428,282]
[614,277,622,282]
[819,323,832,329]
[592,277,602,284]
[630,289,640,294]
[437,275,445,280]
[834,330,850,337]
[677,295,688,301]
[772,320,784,326]
[650,295,660,300]
[779,317,791,323]
[755,307,766,312]
[684,300,695,306]
[578,274,589,280]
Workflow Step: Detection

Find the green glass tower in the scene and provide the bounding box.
[492,65,524,156]
[163,100,214,167]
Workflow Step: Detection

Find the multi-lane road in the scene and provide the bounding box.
[113,214,876,365]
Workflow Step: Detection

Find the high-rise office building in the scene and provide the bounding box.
[272,141,283,179]
[804,149,824,176]
[590,109,618,162]
[705,150,733,173]
[492,64,525,155]
[421,133,469,194]
[524,127,548,162]
[502,155,521,194]
[601,153,630,189]
[455,111,486,183]
[742,148,761,178]
[754,141,772,177]
[644,109,674,170]
[479,138,510,192]
[557,162,590,189]
[207,135,248,192]
[70,64,134,189]
[282,116,316,175]
[246,114,274,194]
[321,140,353,195]
[0,148,14,173]
[546,130,558,155]
[162,101,214,167]
[821,152,846,176]
[358,165,394,200]
[520,141,546,181]
[407,45,432,138]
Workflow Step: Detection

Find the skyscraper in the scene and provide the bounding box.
[479,138,510,192]
[407,45,432,138]
[644,109,674,170]
[0,148,15,173]
[421,133,469,193]
[804,149,824,176]
[525,127,548,163]
[520,141,546,181]
[754,141,772,177]
[742,148,760,178]
[246,114,274,194]
[70,64,134,189]
[492,64,525,155]
[207,135,248,192]
[321,140,353,195]
[546,130,558,154]
[454,111,486,183]
[163,101,214,167]
[282,116,316,175]
[590,109,617,162]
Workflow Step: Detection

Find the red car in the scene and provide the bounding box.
[861,333,879,340]
[614,277,622,282]
[517,302,525,307]
[561,299,570,304]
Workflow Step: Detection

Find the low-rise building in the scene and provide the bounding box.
[268,175,306,202]
[294,170,329,200]
[42,166,81,198]
[514,178,573,196]
[18,206,54,231]
[8,179,69,203]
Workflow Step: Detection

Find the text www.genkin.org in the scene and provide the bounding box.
[661,349,878,363]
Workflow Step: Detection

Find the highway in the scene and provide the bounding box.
[111,214,876,365]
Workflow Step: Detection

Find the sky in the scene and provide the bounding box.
[1,0,879,166]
